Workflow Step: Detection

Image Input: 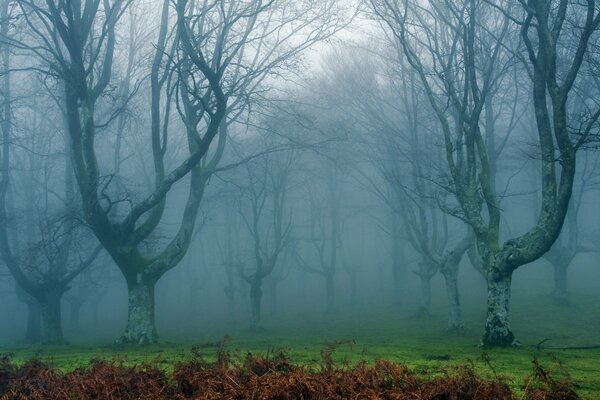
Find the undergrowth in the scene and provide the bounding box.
[0,339,580,400]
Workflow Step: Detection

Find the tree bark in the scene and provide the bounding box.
[441,265,463,331]
[39,290,66,345]
[117,275,158,344]
[482,272,515,347]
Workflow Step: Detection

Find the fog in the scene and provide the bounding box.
[0,0,599,352]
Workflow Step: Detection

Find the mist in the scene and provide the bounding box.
[0,0,599,397]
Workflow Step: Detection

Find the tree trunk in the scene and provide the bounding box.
[39,290,66,344]
[250,279,262,329]
[24,299,41,344]
[417,274,431,315]
[441,265,463,331]
[553,262,569,304]
[483,272,515,347]
[325,273,334,313]
[117,275,158,344]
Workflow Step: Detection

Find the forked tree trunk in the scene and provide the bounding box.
[39,289,66,345]
[483,272,515,347]
[441,264,463,331]
[250,279,262,329]
[118,275,158,344]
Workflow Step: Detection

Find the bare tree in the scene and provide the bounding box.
[369,0,600,346]
[295,159,344,313]
[238,149,294,330]
[9,0,349,344]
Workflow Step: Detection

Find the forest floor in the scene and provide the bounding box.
[1,292,599,398]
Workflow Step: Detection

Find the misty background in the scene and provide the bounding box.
[0,0,599,348]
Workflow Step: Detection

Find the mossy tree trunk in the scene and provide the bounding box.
[117,274,158,345]
[482,269,514,347]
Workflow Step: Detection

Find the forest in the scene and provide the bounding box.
[0,0,599,398]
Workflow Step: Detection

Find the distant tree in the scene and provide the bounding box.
[238,149,295,330]
[295,159,344,313]
[0,0,102,344]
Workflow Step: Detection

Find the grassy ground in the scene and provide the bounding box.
[2,292,599,398]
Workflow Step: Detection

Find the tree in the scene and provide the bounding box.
[11,0,349,344]
[542,151,600,303]
[0,0,102,344]
[238,149,294,329]
[295,159,344,313]
[369,0,600,346]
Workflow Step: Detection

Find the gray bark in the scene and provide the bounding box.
[482,270,515,347]
[117,275,157,344]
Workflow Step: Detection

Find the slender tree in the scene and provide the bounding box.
[238,150,294,330]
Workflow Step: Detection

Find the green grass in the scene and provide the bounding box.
[2,291,600,398]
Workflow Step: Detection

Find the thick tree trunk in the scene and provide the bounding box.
[553,262,569,304]
[250,279,262,329]
[325,273,334,312]
[39,290,66,344]
[482,272,515,347]
[24,299,41,343]
[117,275,158,344]
[441,266,463,331]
